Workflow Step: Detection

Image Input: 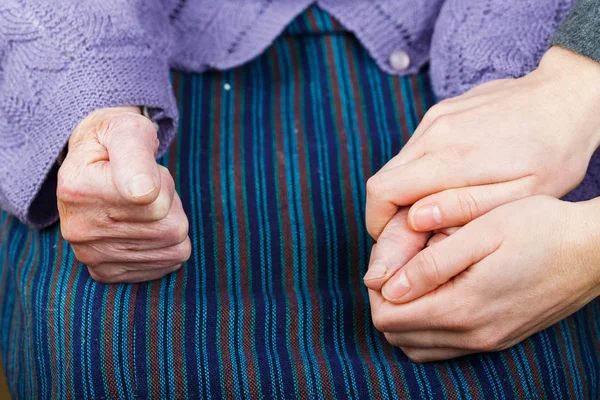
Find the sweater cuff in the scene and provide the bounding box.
[13,55,178,228]
[551,0,600,65]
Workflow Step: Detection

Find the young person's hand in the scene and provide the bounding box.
[362,207,429,290]
[365,46,600,241]
[57,107,191,283]
[368,196,600,362]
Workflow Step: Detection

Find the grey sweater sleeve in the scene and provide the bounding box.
[552,0,600,63]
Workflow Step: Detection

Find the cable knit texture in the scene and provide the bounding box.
[429,0,575,98]
[0,0,578,227]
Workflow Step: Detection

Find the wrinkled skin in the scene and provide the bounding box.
[57,106,191,283]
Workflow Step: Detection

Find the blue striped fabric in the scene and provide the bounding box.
[1,6,599,399]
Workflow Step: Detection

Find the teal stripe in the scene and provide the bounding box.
[329,34,383,399]
[499,352,521,397]
[250,54,279,398]
[559,320,584,399]
[347,39,411,397]
[273,39,310,398]
[121,284,135,395]
[165,274,178,394]
[263,45,287,397]
[307,34,355,398]
[289,36,335,399]
[111,285,126,398]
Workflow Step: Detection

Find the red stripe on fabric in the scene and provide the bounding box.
[148,281,163,398]
[551,324,576,397]
[501,350,528,398]
[395,79,412,144]
[343,38,373,181]
[567,317,588,399]
[47,233,64,399]
[519,338,546,397]
[211,73,236,399]
[126,284,139,395]
[7,228,33,396]
[410,75,426,121]
[268,43,308,399]
[305,7,319,32]
[61,246,79,400]
[324,36,387,397]
[231,65,261,396]
[19,230,40,399]
[286,35,336,399]
[103,285,118,398]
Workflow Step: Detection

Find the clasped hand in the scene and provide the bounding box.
[363,47,600,362]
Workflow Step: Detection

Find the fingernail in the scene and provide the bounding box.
[411,204,442,230]
[128,174,156,198]
[363,261,387,281]
[382,272,410,301]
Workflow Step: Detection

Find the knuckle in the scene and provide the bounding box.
[377,230,405,248]
[88,265,126,284]
[371,309,391,333]
[60,222,87,244]
[455,190,481,223]
[468,330,502,352]
[72,246,95,266]
[121,114,157,141]
[422,104,448,127]
[56,167,82,204]
[383,332,398,347]
[149,196,171,221]
[164,218,189,244]
[413,249,443,285]
[176,218,190,243]
[177,239,192,263]
[366,175,386,201]
[87,268,112,284]
[402,348,425,364]
[427,114,454,135]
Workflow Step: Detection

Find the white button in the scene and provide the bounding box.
[389,50,410,71]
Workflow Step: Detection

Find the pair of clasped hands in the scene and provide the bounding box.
[57,47,600,362]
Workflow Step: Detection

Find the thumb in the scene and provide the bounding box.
[407,177,535,231]
[103,113,161,205]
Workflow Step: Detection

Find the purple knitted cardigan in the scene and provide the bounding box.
[0,0,577,228]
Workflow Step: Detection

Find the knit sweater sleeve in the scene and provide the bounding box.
[429,0,576,99]
[0,0,179,228]
[551,0,600,64]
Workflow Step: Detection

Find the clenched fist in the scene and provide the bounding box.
[57,106,191,283]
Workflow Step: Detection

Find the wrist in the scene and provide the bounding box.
[567,199,600,297]
[536,46,600,155]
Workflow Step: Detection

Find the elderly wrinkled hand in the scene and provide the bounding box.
[57,106,191,283]
[368,196,600,363]
[365,47,600,242]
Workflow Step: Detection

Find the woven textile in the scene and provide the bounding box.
[1,9,599,399]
